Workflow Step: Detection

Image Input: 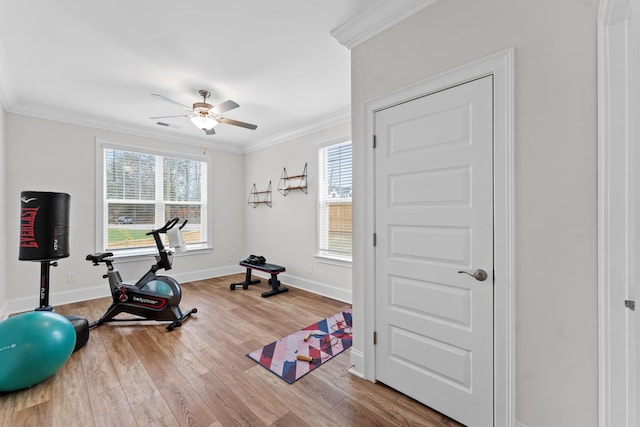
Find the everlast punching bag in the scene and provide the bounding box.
[19,191,70,261]
[18,191,89,351]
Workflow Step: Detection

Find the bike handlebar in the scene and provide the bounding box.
[87,218,188,272]
[146,217,187,236]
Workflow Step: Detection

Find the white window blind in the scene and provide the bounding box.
[318,141,352,258]
[103,147,207,252]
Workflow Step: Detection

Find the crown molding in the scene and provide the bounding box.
[9,102,245,154]
[330,0,439,49]
[242,107,351,153]
[5,98,350,156]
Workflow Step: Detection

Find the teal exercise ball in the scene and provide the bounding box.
[142,279,173,296]
[0,311,76,392]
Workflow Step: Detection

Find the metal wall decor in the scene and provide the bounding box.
[248,181,272,208]
[278,163,307,196]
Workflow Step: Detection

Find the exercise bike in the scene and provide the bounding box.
[86,217,197,331]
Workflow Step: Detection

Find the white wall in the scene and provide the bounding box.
[0,105,7,318]
[243,121,352,302]
[350,1,598,426]
[5,113,246,313]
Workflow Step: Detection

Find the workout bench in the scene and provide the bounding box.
[230,261,288,298]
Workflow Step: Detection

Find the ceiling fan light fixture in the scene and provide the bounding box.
[190,114,218,131]
[152,90,256,136]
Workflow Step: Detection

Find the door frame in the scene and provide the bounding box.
[598,0,637,425]
[361,49,515,426]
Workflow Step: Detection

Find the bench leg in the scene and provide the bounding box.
[230,268,261,290]
[261,272,289,298]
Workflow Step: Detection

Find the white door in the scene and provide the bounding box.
[598,1,639,424]
[374,76,494,426]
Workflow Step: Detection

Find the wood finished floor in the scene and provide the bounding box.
[0,274,463,427]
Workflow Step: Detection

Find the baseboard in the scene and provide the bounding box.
[6,285,111,316]
[249,270,352,303]
[3,266,350,317]
[3,265,241,316]
[0,300,8,321]
[516,422,529,427]
[172,265,240,284]
[349,348,365,378]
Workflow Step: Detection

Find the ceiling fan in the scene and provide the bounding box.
[150,89,257,135]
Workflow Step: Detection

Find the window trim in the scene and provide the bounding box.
[95,138,211,257]
[316,136,353,263]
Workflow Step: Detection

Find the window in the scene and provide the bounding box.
[101,146,208,253]
[318,141,352,260]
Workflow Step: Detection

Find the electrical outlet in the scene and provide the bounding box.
[308,264,313,274]
[226,251,233,262]
[67,272,77,283]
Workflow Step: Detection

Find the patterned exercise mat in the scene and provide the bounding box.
[246,308,352,384]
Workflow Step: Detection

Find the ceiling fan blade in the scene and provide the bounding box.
[205,127,216,135]
[212,100,239,114]
[150,93,192,110]
[219,117,258,130]
[156,122,183,129]
[149,115,191,119]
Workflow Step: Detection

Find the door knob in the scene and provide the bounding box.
[458,269,488,281]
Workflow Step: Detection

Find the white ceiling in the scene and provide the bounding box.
[0,1,433,152]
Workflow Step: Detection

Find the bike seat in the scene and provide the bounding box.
[86,252,114,263]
